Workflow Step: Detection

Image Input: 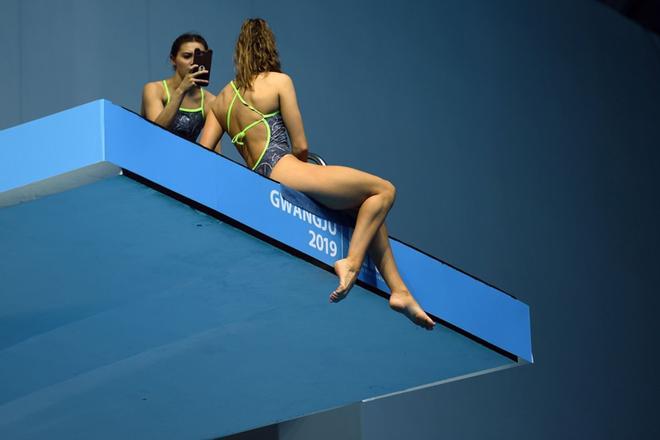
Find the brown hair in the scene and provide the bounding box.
[170,33,208,69]
[234,18,281,90]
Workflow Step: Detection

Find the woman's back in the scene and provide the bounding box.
[213,72,289,169]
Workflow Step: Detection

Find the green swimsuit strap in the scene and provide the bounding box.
[162,80,171,105]
[227,81,267,146]
[227,80,281,170]
[226,84,239,132]
[161,80,204,115]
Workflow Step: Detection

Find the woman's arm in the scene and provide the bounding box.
[278,74,309,162]
[141,65,208,129]
[199,106,224,153]
[142,82,182,129]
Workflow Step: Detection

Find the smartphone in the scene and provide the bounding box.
[193,48,213,85]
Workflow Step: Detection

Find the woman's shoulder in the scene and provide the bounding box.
[143,79,166,90]
[209,82,235,109]
[266,71,293,85]
[142,80,167,106]
[215,81,235,99]
[254,72,294,94]
[142,80,166,97]
[203,88,217,100]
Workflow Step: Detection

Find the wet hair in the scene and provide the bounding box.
[169,33,209,63]
[234,18,281,90]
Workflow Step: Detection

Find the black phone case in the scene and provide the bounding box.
[193,49,213,84]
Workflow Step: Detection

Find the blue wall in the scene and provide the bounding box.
[2,0,659,437]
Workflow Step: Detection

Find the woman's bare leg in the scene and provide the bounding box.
[272,157,392,295]
[328,183,396,301]
[367,222,435,329]
[271,156,433,329]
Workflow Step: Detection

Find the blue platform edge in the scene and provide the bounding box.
[0,99,533,363]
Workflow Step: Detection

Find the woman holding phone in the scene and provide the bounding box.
[141,33,215,143]
[200,19,434,330]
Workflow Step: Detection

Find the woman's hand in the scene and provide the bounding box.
[176,64,209,95]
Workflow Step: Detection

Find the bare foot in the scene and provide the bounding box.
[389,290,435,330]
[330,258,360,303]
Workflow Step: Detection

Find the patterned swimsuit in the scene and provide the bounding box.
[162,80,205,142]
[226,81,292,177]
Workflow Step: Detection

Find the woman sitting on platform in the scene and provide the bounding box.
[200,19,434,330]
[141,33,215,143]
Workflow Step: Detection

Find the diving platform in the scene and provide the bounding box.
[0,100,532,438]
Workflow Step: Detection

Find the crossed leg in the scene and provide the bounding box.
[364,221,434,329]
[272,156,392,296]
[271,155,434,329]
